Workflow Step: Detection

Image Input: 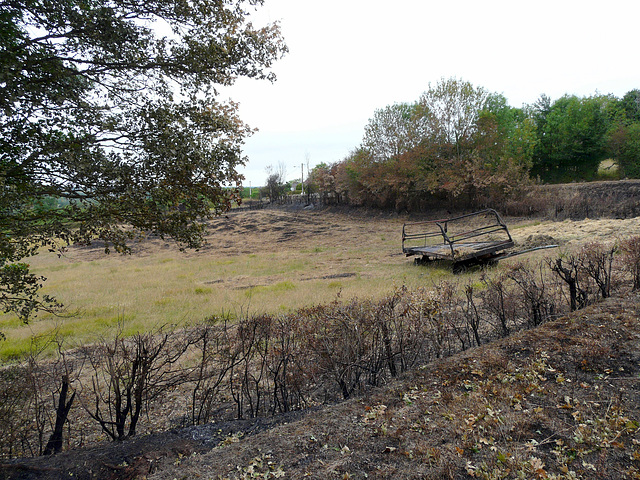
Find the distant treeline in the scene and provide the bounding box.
[299,78,640,211]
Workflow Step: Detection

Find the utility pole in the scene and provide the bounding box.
[301,163,304,195]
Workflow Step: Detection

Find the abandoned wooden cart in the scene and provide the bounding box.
[402,209,516,273]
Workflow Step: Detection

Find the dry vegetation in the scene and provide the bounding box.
[3,293,640,479]
[0,208,423,359]
[3,206,640,360]
[145,294,640,480]
[2,203,640,479]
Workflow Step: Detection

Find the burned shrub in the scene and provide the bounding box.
[295,289,443,400]
[0,365,36,458]
[618,236,640,291]
[228,313,308,419]
[392,286,441,367]
[579,242,617,300]
[190,317,240,425]
[299,299,378,400]
[479,272,520,337]
[82,325,195,441]
[506,263,556,328]
[549,254,589,312]
[0,335,81,458]
[227,314,269,419]
[265,314,308,414]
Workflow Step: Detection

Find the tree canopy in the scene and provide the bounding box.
[531,94,611,182]
[307,79,640,211]
[0,0,287,320]
[316,78,534,210]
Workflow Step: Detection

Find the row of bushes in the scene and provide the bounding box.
[1,238,639,458]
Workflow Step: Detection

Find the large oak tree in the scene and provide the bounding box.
[0,0,287,321]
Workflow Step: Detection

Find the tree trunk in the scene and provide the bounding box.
[43,377,75,455]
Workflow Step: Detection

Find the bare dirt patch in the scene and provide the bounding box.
[61,206,640,267]
[61,207,413,259]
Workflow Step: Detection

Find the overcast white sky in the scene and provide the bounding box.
[223,0,640,186]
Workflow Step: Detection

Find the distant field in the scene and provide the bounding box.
[2,207,639,360]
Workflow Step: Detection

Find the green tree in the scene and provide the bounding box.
[609,122,640,178]
[0,0,287,321]
[532,95,611,182]
[620,89,640,123]
[415,78,528,203]
[417,77,490,159]
[606,89,640,178]
[335,148,375,207]
[362,103,425,162]
[261,163,288,203]
[308,163,336,203]
[480,93,537,169]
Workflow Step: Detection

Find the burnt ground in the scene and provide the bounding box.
[3,293,640,479]
[0,408,317,479]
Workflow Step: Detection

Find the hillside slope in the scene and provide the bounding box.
[153,294,640,480]
[3,293,640,480]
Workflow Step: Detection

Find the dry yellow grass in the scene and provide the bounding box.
[1,208,638,360]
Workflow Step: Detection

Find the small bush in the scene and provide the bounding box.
[549,254,588,311]
[579,242,617,300]
[480,272,520,337]
[82,325,196,440]
[619,236,640,290]
[506,263,556,328]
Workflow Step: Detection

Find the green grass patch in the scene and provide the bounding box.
[272,281,296,292]
[597,158,619,180]
[511,221,542,229]
[244,281,297,298]
[0,337,34,361]
[213,259,236,266]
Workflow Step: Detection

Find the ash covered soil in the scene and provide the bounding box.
[3,294,640,480]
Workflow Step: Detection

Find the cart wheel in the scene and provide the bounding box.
[452,263,467,274]
[414,255,431,266]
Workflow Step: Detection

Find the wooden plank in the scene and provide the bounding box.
[404,240,514,261]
